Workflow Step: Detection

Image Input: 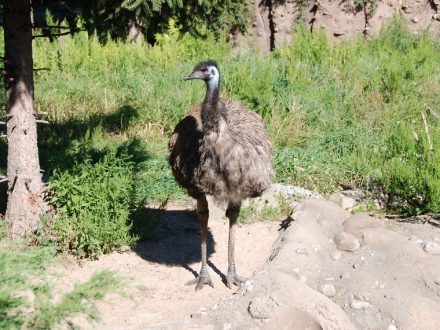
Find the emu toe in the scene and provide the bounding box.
[226,272,246,289]
[186,269,214,291]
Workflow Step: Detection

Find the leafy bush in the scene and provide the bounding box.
[48,152,137,258]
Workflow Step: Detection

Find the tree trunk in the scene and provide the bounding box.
[3,0,45,238]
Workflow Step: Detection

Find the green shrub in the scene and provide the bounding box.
[48,152,137,258]
[0,221,122,329]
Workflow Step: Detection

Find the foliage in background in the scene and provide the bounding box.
[29,0,252,44]
[0,222,122,329]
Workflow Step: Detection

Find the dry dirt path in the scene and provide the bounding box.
[51,201,281,329]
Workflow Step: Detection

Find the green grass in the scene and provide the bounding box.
[0,222,123,329]
[1,17,439,258]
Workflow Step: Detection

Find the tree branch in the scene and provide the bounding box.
[33,29,85,39]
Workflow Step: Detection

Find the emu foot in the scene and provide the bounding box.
[226,271,247,289]
[186,269,214,291]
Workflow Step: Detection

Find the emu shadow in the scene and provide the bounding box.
[132,207,222,280]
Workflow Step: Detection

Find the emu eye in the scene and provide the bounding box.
[200,68,207,73]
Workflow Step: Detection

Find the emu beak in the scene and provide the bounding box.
[184,71,204,81]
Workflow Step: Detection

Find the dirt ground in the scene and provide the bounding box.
[51,201,281,329]
[51,188,440,329]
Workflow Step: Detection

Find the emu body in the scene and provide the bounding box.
[168,60,274,290]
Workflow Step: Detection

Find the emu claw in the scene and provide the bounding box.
[186,271,214,291]
[226,272,246,289]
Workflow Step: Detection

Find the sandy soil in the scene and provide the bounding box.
[51,201,281,329]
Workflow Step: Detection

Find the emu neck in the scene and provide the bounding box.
[201,80,222,132]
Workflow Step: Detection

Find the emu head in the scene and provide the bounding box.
[184,60,220,89]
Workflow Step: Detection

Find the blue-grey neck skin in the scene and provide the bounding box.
[203,66,220,106]
[202,65,223,132]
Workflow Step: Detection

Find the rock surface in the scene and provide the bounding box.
[169,198,440,329]
[238,0,440,52]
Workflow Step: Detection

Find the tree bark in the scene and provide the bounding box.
[3,0,45,238]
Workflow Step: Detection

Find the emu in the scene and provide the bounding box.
[168,60,274,290]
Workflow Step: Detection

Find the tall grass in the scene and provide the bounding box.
[31,19,440,217]
[2,17,439,255]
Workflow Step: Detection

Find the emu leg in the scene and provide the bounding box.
[186,195,214,291]
[226,203,247,288]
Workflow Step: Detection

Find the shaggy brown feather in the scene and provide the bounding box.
[168,99,274,205]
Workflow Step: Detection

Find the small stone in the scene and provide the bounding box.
[350,299,371,309]
[331,250,342,260]
[223,323,232,330]
[354,293,371,302]
[434,279,440,286]
[334,31,345,37]
[297,274,307,283]
[423,241,440,255]
[296,247,310,255]
[353,263,361,269]
[433,13,439,20]
[319,284,336,298]
[388,325,397,330]
[412,16,419,23]
[191,307,208,319]
[341,272,351,279]
[312,244,321,252]
[335,232,361,252]
[248,296,277,319]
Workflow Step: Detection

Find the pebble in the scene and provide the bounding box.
[372,280,386,289]
[319,284,336,298]
[341,272,351,279]
[434,279,440,286]
[353,263,361,269]
[312,244,321,252]
[412,16,419,23]
[334,232,361,252]
[423,241,440,255]
[331,250,342,260]
[296,247,310,255]
[388,325,397,330]
[350,299,371,309]
[297,274,307,283]
[191,307,208,319]
[223,323,232,330]
[248,296,277,319]
[354,293,370,302]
